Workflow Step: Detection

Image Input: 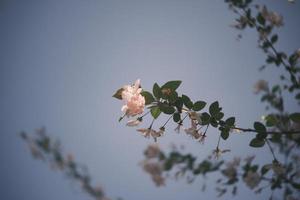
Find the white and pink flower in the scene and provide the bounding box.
[121,79,145,117]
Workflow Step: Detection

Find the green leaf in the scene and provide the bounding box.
[225,117,235,127]
[153,83,162,99]
[200,112,210,125]
[112,88,124,100]
[265,115,277,127]
[291,182,300,190]
[249,138,265,148]
[221,130,229,140]
[159,104,175,115]
[161,80,182,91]
[141,91,155,105]
[290,113,300,123]
[209,101,219,117]
[271,34,278,44]
[272,85,280,93]
[256,13,265,25]
[182,95,193,109]
[175,97,183,112]
[164,160,173,171]
[256,132,267,140]
[210,118,218,127]
[253,122,266,133]
[215,112,224,120]
[173,112,181,122]
[168,91,178,103]
[151,107,161,119]
[193,101,206,111]
[261,164,271,175]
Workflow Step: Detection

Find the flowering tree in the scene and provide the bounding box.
[21,0,300,200]
[112,0,300,199]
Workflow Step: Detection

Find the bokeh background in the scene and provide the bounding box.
[0,0,299,199]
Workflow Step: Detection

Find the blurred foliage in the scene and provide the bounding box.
[20,127,113,200]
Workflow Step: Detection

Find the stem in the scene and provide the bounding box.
[182,113,189,121]
[204,125,209,135]
[265,139,277,161]
[233,126,300,135]
[162,115,173,128]
[149,118,155,129]
[216,134,221,149]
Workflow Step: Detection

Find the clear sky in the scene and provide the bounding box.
[0,0,299,200]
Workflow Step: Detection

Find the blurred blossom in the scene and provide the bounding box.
[144,144,161,159]
[261,6,284,27]
[29,143,44,160]
[222,157,240,180]
[244,155,255,164]
[152,174,165,186]
[126,118,142,127]
[253,80,268,94]
[272,161,286,176]
[137,128,152,138]
[296,48,300,58]
[198,133,206,144]
[142,161,165,186]
[243,171,261,189]
[189,111,201,122]
[212,148,230,159]
[137,128,162,141]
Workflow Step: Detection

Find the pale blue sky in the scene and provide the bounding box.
[0,0,299,200]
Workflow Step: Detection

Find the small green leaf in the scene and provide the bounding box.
[173,112,181,122]
[159,104,175,115]
[261,164,271,175]
[272,85,280,93]
[209,101,219,116]
[200,112,210,125]
[161,80,182,91]
[153,83,162,99]
[215,112,224,120]
[290,113,300,123]
[249,138,265,148]
[253,122,266,133]
[271,34,278,44]
[112,88,124,100]
[193,101,206,111]
[175,97,183,112]
[168,91,178,103]
[182,95,193,109]
[265,115,277,127]
[225,117,235,127]
[256,13,265,25]
[256,132,267,139]
[151,107,161,119]
[210,118,218,127]
[291,182,300,190]
[221,130,229,140]
[141,91,155,105]
[164,160,173,171]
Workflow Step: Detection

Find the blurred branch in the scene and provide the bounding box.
[20,127,114,200]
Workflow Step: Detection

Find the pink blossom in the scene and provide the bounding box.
[121,79,145,117]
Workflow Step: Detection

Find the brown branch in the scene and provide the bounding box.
[233,127,300,135]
